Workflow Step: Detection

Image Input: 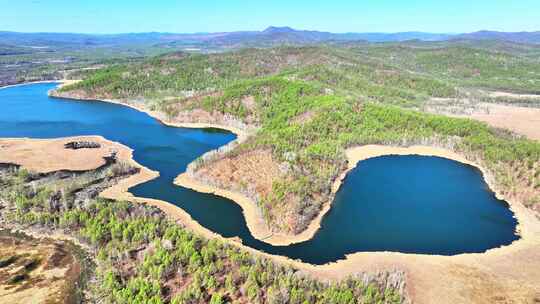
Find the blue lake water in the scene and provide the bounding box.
[0,83,519,264]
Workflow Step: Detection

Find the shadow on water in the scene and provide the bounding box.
[0,83,519,264]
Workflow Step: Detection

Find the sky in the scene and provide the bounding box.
[1,0,539,34]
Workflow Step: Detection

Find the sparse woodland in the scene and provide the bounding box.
[60,43,540,235]
[0,166,405,304]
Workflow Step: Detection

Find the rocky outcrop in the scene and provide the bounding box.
[64,141,101,149]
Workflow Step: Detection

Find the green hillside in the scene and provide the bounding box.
[61,42,540,236]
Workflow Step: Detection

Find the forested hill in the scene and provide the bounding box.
[61,41,540,239]
[63,42,540,102]
[3,27,539,88]
[456,30,540,44]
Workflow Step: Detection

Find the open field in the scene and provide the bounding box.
[425,90,540,141]
[466,103,540,141]
[0,231,86,304]
[0,136,132,173]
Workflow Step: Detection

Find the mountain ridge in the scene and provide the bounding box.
[1,27,540,49]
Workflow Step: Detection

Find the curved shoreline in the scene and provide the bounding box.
[0,80,59,90]
[0,79,80,90]
[174,143,527,247]
[2,85,540,301]
[48,90,250,141]
[6,135,539,302]
[50,88,331,246]
[47,87,530,247]
[343,145,524,235]
[175,167,345,246]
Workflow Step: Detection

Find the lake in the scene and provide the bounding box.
[0,83,519,264]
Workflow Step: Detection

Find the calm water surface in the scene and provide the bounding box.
[0,83,519,264]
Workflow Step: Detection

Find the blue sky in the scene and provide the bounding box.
[1,0,539,34]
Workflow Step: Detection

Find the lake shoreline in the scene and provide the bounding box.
[343,145,524,236]
[3,134,540,301]
[3,83,540,303]
[47,86,526,248]
[174,142,526,247]
[175,164,347,246]
[48,88,250,141]
[0,80,60,90]
[49,86,347,246]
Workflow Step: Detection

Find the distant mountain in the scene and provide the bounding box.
[173,27,455,48]
[0,31,167,48]
[0,43,36,55]
[263,26,296,34]
[456,31,540,44]
[1,27,539,52]
[334,31,454,42]
[211,27,453,44]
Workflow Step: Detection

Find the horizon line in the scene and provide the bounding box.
[1,27,539,36]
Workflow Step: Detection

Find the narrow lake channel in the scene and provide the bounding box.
[0,83,519,264]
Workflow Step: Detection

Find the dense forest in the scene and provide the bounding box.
[0,165,405,303]
[59,42,540,236]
